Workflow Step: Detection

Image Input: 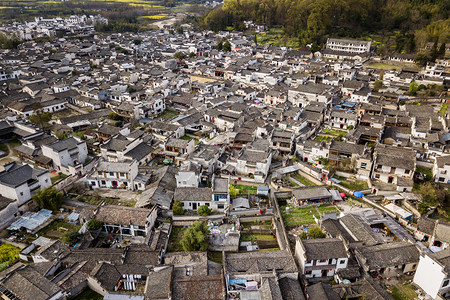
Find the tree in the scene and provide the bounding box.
[197,205,212,216]
[180,221,209,251]
[54,130,68,140]
[414,54,430,67]
[230,185,239,196]
[174,52,186,60]
[133,39,142,45]
[172,199,184,215]
[308,226,326,239]
[29,102,52,129]
[417,182,447,207]
[189,52,197,58]
[203,52,209,57]
[373,80,383,92]
[107,112,121,120]
[61,230,80,245]
[438,42,446,58]
[409,81,419,96]
[216,41,223,50]
[223,40,231,52]
[176,26,184,34]
[86,219,103,231]
[299,226,326,239]
[32,187,63,211]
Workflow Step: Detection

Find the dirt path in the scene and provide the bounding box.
[0,143,20,171]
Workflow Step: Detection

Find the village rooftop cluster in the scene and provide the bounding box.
[0,14,449,300]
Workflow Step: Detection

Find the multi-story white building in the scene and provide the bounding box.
[41,137,88,175]
[0,162,51,206]
[326,38,371,53]
[372,145,415,188]
[87,159,139,190]
[414,248,450,300]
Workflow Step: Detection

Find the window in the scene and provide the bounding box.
[98,171,102,176]
[120,172,125,177]
[109,172,114,176]
[439,177,445,182]
[218,204,224,209]
[360,163,367,169]
[405,169,410,174]
[443,280,450,287]
[305,270,312,275]
[20,192,24,196]
[91,181,96,186]
[101,180,106,185]
[206,203,210,207]
[45,179,48,183]
[339,259,346,264]
[375,174,380,179]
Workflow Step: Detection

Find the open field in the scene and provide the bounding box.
[333,175,369,191]
[167,226,186,252]
[281,204,337,227]
[292,173,317,186]
[255,27,299,48]
[230,184,258,195]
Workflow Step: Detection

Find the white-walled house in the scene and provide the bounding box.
[41,137,88,175]
[175,163,200,188]
[434,155,450,184]
[0,196,19,229]
[231,139,273,182]
[0,162,51,207]
[372,145,415,187]
[174,187,215,211]
[413,248,450,299]
[297,140,329,164]
[87,159,138,190]
[295,238,349,278]
[94,205,157,240]
[328,110,357,130]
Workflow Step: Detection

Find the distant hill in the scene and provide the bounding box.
[201,0,449,51]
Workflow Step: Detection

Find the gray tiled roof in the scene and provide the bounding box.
[299,238,348,260]
[0,163,48,188]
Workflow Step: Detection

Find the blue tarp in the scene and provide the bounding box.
[353,191,364,198]
[229,278,247,284]
[331,178,341,184]
[342,102,356,108]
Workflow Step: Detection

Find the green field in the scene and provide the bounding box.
[51,172,68,184]
[0,243,20,272]
[255,27,300,48]
[167,226,186,252]
[240,233,275,242]
[230,184,258,195]
[333,175,369,191]
[281,204,337,226]
[293,173,317,186]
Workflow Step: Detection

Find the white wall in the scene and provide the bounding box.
[414,254,447,299]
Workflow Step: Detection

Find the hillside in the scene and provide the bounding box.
[201,0,449,52]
